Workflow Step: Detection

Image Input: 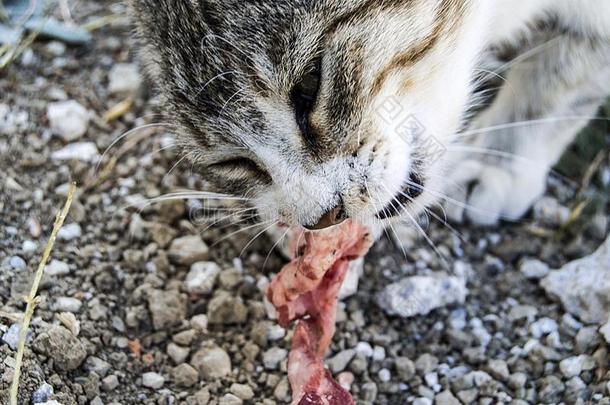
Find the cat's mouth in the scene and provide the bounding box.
[375,173,425,220]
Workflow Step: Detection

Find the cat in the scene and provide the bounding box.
[129,0,610,233]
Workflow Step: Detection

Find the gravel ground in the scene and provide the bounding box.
[1,2,610,405]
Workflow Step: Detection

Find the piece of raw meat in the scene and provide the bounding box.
[267,220,373,405]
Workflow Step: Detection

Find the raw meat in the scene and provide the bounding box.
[267,220,373,405]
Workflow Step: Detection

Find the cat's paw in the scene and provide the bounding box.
[444,157,548,225]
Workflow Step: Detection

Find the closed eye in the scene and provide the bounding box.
[291,56,322,146]
[210,157,265,174]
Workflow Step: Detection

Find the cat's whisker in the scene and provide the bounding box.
[95,123,176,173]
[459,115,609,138]
[209,218,277,249]
[239,221,281,258]
[263,227,291,272]
[376,187,409,258]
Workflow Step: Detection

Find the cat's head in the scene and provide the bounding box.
[131,0,490,231]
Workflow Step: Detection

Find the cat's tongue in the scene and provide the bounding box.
[266,220,373,405]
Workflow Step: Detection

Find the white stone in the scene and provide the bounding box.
[45,259,70,276]
[53,297,83,313]
[51,142,99,162]
[377,274,467,318]
[47,100,89,141]
[141,372,165,389]
[519,259,550,279]
[108,63,142,94]
[355,342,374,357]
[185,261,221,294]
[541,236,610,323]
[57,223,82,241]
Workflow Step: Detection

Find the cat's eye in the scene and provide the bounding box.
[291,57,322,139]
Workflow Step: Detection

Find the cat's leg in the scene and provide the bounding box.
[446,34,610,225]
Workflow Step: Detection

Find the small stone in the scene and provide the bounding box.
[207,291,248,325]
[45,260,70,276]
[337,372,355,391]
[32,382,54,403]
[575,326,599,352]
[142,372,165,389]
[274,378,291,402]
[508,305,538,322]
[2,324,27,350]
[169,236,209,266]
[415,353,439,375]
[395,357,416,380]
[486,359,510,381]
[372,346,386,361]
[541,236,610,323]
[47,100,90,141]
[167,342,190,364]
[108,63,142,95]
[84,357,112,377]
[53,297,82,313]
[190,347,232,379]
[457,389,478,404]
[263,347,288,370]
[147,289,187,330]
[519,259,550,279]
[378,368,391,382]
[172,363,199,387]
[185,261,221,294]
[230,383,255,400]
[533,197,570,226]
[435,390,461,405]
[508,372,527,390]
[355,342,374,357]
[600,317,610,344]
[559,355,595,378]
[267,324,286,341]
[538,375,565,403]
[361,382,378,402]
[32,325,86,371]
[56,223,82,241]
[424,372,439,389]
[219,269,242,289]
[51,142,99,162]
[219,394,243,405]
[448,308,467,330]
[376,274,467,318]
[413,398,432,405]
[102,375,119,391]
[173,329,197,346]
[530,317,558,339]
[190,315,209,331]
[8,256,26,270]
[22,240,38,254]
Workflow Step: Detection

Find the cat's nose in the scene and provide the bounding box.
[304,204,348,231]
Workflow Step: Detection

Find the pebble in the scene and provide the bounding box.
[184,261,221,294]
[190,347,232,378]
[172,363,199,387]
[53,297,83,313]
[147,289,187,330]
[267,324,286,341]
[108,63,142,95]
[530,317,559,338]
[32,382,54,403]
[508,305,538,322]
[9,256,26,270]
[376,274,467,318]
[219,394,243,405]
[207,291,248,324]
[168,235,210,266]
[230,383,255,400]
[435,390,461,405]
[533,197,570,226]
[45,259,70,276]
[263,347,288,370]
[486,359,510,381]
[84,357,112,377]
[32,325,87,371]
[448,308,467,330]
[142,372,165,389]
[413,398,432,405]
[361,382,378,402]
[378,368,391,382]
[559,355,595,378]
[395,357,416,380]
[57,223,82,241]
[415,353,439,375]
[102,375,119,391]
[22,240,38,254]
[372,345,386,361]
[519,259,550,279]
[457,389,479,404]
[190,314,209,331]
[173,329,197,346]
[538,375,565,403]
[167,342,190,364]
[51,142,99,162]
[575,326,599,352]
[355,342,374,357]
[47,100,90,141]
[541,236,610,323]
[600,317,610,344]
